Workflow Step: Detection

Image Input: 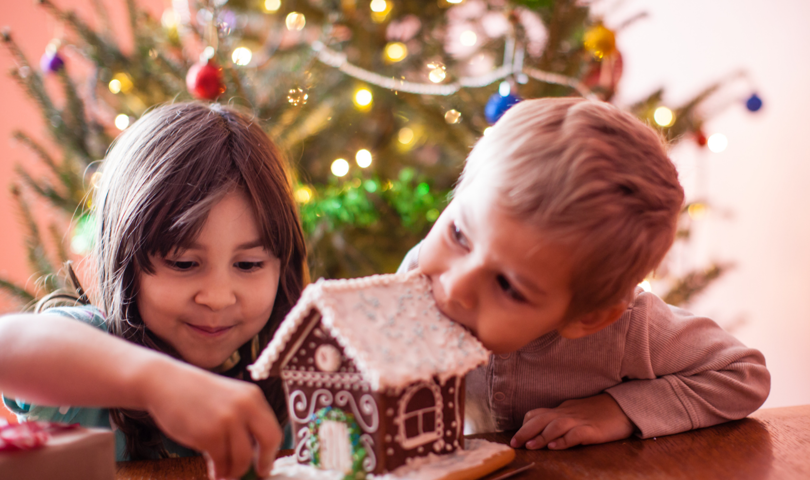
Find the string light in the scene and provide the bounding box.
[331,158,350,177]
[356,149,372,168]
[447,0,463,3]
[294,185,313,203]
[653,106,675,127]
[231,47,252,66]
[444,109,461,124]
[460,30,477,47]
[498,80,511,97]
[707,133,728,153]
[398,127,415,145]
[428,63,447,83]
[264,0,281,13]
[114,114,130,130]
[108,73,133,94]
[287,87,308,106]
[384,42,408,63]
[161,9,179,29]
[369,0,391,22]
[286,12,306,31]
[639,279,652,293]
[354,88,373,108]
[483,127,493,136]
[687,203,708,220]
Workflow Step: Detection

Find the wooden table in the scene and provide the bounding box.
[116,405,810,479]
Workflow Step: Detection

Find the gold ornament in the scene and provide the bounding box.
[583,24,616,60]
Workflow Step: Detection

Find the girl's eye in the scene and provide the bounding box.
[449,221,468,248]
[168,261,196,271]
[235,261,264,271]
[497,274,526,302]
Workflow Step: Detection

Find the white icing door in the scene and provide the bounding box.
[319,419,353,474]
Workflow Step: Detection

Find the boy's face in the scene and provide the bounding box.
[419,177,575,354]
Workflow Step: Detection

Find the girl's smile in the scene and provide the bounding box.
[137,189,281,370]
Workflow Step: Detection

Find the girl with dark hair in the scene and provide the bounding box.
[0,102,308,479]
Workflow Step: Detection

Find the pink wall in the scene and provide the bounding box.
[0,0,163,312]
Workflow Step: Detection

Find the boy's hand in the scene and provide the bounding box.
[510,393,634,450]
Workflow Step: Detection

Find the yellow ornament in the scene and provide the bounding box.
[583,24,616,60]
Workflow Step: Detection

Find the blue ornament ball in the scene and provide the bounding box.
[40,51,64,73]
[746,93,763,112]
[485,92,521,124]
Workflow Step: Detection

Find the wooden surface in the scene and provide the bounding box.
[116,404,810,480]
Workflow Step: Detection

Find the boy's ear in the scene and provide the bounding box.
[557,301,628,340]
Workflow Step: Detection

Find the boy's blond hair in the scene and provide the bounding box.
[457,97,684,318]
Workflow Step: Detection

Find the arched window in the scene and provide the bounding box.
[396,381,443,450]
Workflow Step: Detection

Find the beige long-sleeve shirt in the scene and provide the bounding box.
[399,243,771,438]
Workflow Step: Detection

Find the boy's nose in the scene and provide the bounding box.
[441,265,477,311]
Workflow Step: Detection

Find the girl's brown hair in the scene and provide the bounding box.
[92,102,307,459]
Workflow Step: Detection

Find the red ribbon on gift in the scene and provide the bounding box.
[0,421,80,452]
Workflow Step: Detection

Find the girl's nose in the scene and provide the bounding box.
[194,270,237,311]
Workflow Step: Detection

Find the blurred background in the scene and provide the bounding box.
[0,0,807,412]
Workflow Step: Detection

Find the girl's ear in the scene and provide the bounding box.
[557,301,628,340]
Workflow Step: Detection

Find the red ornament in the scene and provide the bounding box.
[695,130,708,147]
[186,59,225,101]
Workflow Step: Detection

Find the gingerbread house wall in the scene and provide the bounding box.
[379,375,465,472]
[279,316,467,475]
[281,319,386,474]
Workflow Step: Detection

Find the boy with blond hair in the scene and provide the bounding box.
[399,97,769,449]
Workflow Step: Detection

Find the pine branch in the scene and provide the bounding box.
[56,69,92,164]
[89,0,113,39]
[0,276,36,306]
[10,186,59,292]
[1,30,60,131]
[13,131,59,174]
[662,263,730,307]
[15,165,77,214]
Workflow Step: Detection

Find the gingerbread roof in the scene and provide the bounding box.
[248,270,490,391]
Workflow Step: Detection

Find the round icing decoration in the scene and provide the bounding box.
[315,344,342,372]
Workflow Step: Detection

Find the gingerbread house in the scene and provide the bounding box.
[248,271,490,478]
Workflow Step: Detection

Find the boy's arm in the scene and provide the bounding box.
[0,314,281,479]
[603,292,770,439]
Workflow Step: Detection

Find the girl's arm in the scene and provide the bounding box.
[0,314,280,479]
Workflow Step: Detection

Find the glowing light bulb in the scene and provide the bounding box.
[114,114,130,130]
[370,0,387,12]
[161,9,179,29]
[707,133,728,153]
[294,185,313,203]
[687,202,708,220]
[201,46,216,62]
[264,0,281,12]
[287,87,308,106]
[331,158,350,177]
[109,73,133,94]
[354,88,373,108]
[639,279,652,293]
[231,47,252,66]
[286,12,306,31]
[483,127,493,136]
[384,42,408,63]
[398,127,414,144]
[460,30,477,47]
[428,63,447,83]
[654,106,675,127]
[447,0,463,3]
[108,79,121,94]
[498,80,511,97]
[356,149,372,168]
[445,109,461,124]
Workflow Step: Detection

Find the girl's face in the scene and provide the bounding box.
[137,190,281,370]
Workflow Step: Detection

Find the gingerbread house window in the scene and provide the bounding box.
[397,381,443,450]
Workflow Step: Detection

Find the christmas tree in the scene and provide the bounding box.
[0,0,761,308]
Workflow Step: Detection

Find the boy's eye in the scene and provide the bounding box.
[235,261,263,271]
[168,260,196,271]
[497,275,526,302]
[450,221,468,248]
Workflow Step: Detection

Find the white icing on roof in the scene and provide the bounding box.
[248,271,490,391]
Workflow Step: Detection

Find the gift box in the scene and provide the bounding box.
[0,422,115,480]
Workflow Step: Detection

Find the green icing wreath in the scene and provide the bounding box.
[307,406,368,480]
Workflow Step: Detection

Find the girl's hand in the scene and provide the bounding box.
[510,393,634,450]
[142,361,281,479]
